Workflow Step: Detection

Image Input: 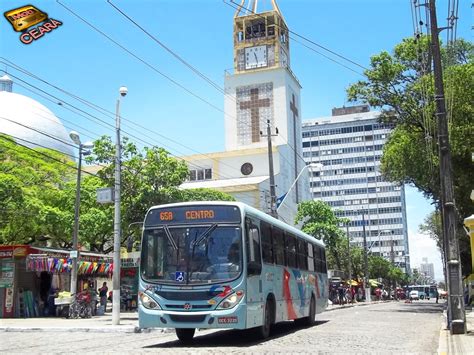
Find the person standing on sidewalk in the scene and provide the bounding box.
[351,286,356,304]
[338,284,345,306]
[98,282,108,312]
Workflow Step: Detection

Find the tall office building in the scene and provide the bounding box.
[302,105,410,272]
[420,257,435,280]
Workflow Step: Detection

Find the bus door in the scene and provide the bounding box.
[245,217,263,327]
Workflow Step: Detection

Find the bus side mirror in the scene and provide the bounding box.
[247,261,261,276]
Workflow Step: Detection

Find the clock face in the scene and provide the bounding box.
[241,162,253,176]
[245,45,268,69]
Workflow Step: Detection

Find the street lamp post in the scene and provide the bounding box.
[69,131,93,296]
[276,162,323,213]
[361,209,370,302]
[112,86,128,326]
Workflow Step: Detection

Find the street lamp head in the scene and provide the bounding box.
[82,141,94,150]
[119,86,128,97]
[308,162,324,170]
[69,131,81,145]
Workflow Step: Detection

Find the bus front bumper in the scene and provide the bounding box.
[138,304,247,330]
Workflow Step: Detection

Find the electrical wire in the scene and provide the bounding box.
[224,0,368,73]
[54,1,310,174]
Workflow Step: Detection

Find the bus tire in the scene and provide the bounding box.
[306,296,316,326]
[295,295,316,327]
[257,299,273,339]
[176,328,195,343]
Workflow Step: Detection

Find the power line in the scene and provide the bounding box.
[106,0,227,97]
[54,1,309,173]
[224,0,368,73]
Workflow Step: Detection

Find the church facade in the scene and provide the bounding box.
[181,1,309,225]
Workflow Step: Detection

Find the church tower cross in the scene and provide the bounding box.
[239,88,270,143]
[290,93,300,203]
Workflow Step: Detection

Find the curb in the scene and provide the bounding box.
[0,326,171,333]
[0,326,140,333]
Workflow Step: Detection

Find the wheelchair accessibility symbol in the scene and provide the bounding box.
[175,271,185,282]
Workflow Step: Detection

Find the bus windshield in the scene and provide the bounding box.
[141,225,242,285]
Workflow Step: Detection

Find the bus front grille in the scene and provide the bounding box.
[156,291,220,301]
[169,314,206,323]
[165,304,212,309]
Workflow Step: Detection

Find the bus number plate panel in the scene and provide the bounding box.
[217,316,238,324]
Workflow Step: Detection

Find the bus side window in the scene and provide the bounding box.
[285,233,297,269]
[273,227,285,265]
[297,239,307,271]
[314,245,321,273]
[321,248,327,273]
[245,218,262,275]
[260,221,274,264]
[307,242,314,272]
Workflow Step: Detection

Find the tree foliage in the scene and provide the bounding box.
[0,134,76,246]
[295,200,349,270]
[347,37,473,274]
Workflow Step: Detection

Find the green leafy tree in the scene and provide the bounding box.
[295,200,349,270]
[368,255,392,280]
[347,37,473,275]
[0,134,76,245]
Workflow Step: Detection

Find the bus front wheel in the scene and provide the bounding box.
[176,328,195,343]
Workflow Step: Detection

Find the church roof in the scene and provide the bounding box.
[0,90,75,158]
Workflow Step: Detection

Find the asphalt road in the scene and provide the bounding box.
[0,300,445,354]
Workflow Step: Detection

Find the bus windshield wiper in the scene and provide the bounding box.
[192,224,217,247]
[163,225,178,250]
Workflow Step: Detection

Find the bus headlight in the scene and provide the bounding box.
[139,292,161,310]
[216,290,244,310]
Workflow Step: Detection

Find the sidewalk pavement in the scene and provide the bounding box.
[0,311,142,333]
[437,309,474,355]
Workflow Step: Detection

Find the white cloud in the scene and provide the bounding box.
[408,228,444,281]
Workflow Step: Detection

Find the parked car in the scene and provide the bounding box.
[409,290,419,301]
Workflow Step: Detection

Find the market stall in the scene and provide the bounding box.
[0,245,113,318]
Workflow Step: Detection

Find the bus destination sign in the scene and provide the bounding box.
[145,205,241,226]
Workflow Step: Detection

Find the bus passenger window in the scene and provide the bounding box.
[307,243,314,272]
[297,239,307,270]
[285,233,297,268]
[273,227,285,265]
[245,218,262,274]
[260,221,274,264]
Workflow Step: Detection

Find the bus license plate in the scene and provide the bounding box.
[218,316,238,324]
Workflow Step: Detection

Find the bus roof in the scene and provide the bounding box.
[146,201,325,248]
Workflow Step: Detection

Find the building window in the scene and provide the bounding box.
[189,168,212,181]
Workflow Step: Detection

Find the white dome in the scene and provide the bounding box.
[0,91,75,158]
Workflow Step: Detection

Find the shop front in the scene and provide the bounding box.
[0,245,113,318]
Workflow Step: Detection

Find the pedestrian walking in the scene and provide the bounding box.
[98,282,108,312]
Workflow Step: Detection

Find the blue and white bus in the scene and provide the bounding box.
[138,201,328,342]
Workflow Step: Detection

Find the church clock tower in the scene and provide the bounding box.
[224,0,307,210]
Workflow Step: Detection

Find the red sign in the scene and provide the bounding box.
[0,246,30,258]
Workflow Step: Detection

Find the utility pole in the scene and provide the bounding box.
[429,0,465,334]
[361,209,370,302]
[262,119,278,219]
